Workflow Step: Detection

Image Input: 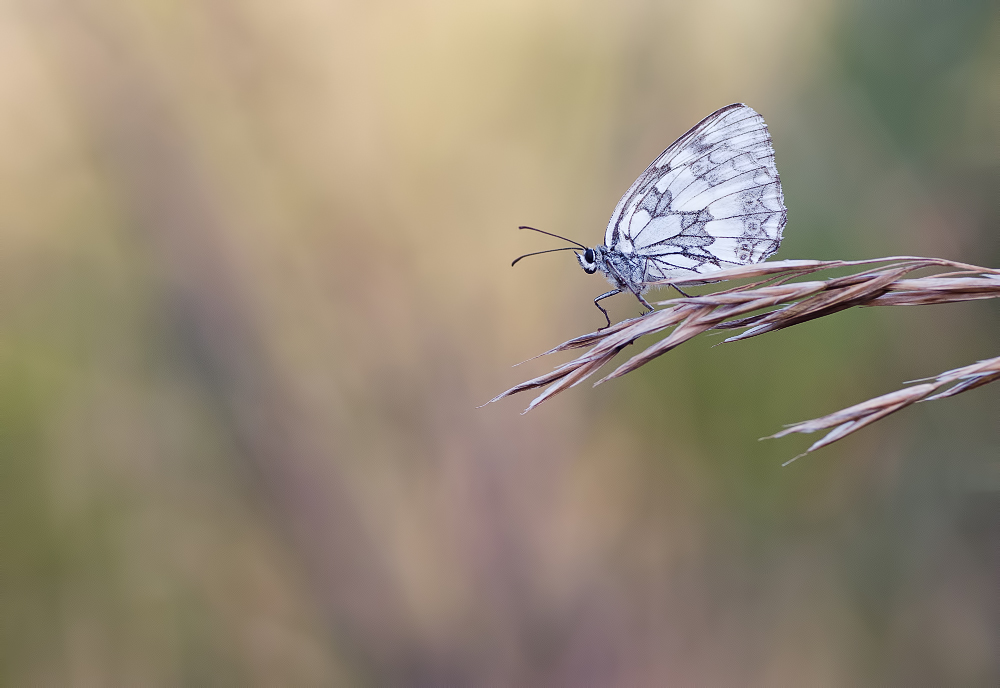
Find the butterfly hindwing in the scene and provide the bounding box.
[604,103,785,282]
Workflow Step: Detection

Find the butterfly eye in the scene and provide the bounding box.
[584,248,595,263]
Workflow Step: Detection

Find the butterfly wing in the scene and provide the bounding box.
[604,103,786,281]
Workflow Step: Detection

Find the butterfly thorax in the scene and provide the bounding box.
[577,244,648,294]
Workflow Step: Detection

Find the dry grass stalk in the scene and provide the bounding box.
[486,257,1000,455]
[770,355,1000,464]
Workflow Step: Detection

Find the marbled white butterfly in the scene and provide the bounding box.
[514,103,786,328]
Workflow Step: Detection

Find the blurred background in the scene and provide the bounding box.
[1,0,997,684]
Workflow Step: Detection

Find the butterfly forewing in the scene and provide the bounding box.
[604,103,785,282]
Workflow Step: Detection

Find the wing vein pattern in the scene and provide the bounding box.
[605,103,786,281]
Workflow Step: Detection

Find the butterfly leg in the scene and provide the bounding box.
[634,292,655,313]
[593,289,620,330]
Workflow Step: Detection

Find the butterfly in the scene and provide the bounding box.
[514,103,786,328]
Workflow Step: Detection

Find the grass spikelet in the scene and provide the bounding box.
[486,257,1000,457]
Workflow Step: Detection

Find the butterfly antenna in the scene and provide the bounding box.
[518,225,587,250]
[511,247,580,266]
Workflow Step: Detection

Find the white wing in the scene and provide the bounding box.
[604,103,786,281]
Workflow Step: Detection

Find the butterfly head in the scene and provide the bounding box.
[577,246,602,274]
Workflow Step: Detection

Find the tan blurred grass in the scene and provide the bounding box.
[0,0,996,684]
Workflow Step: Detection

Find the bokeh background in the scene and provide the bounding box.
[1,0,997,684]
